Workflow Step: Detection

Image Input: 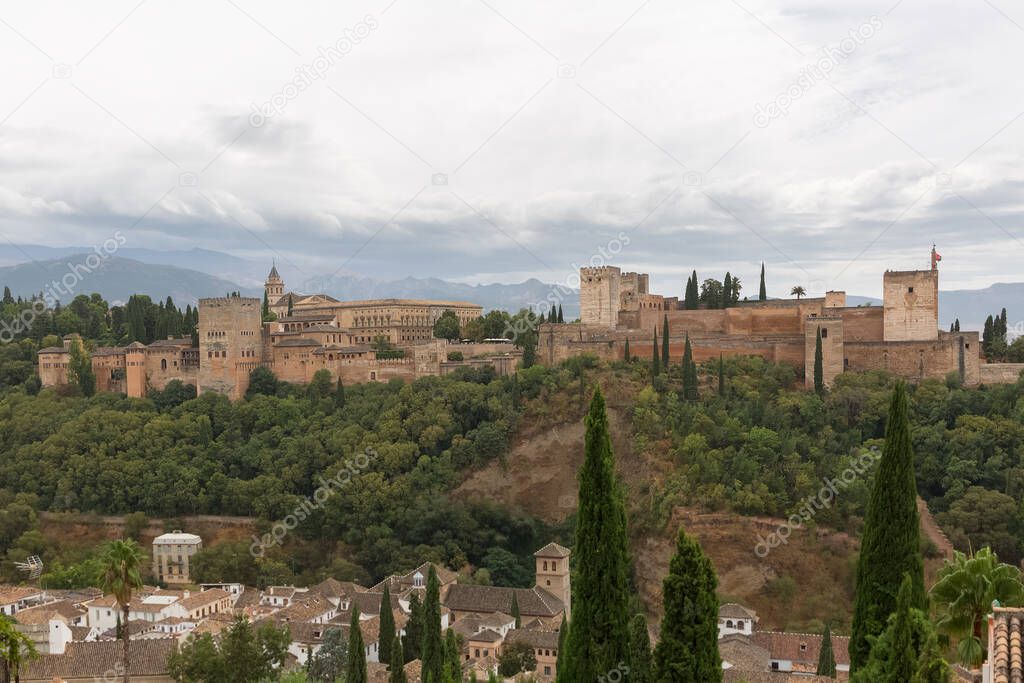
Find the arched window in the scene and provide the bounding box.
[161,359,167,370]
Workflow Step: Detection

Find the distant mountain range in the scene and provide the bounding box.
[0,245,1017,328]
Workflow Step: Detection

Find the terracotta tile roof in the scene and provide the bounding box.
[444,585,564,618]
[451,612,515,638]
[533,542,571,559]
[370,563,458,592]
[466,628,503,644]
[719,603,758,620]
[352,591,399,616]
[750,631,850,667]
[309,578,366,601]
[234,586,261,609]
[12,599,84,625]
[275,594,333,622]
[990,607,1024,683]
[0,586,43,604]
[506,628,560,649]
[179,588,231,611]
[22,639,174,679]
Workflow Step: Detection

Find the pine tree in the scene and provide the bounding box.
[850,381,926,672]
[816,623,837,677]
[759,262,767,301]
[379,583,396,668]
[717,353,725,396]
[556,389,631,682]
[662,315,670,369]
[421,567,444,683]
[653,527,721,682]
[404,593,424,662]
[511,592,521,628]
[347,604,367,683]
[389,637,407,683]
[623,338,631,363]
[628,614,653,683]
[814,326,824,395]
[651,328,661,378]
[557,305,564,323]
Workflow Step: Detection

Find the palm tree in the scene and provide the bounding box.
[100,539,145,683]
[0,615,37,683]
[790,286,806,300]
[930,547,1024,668]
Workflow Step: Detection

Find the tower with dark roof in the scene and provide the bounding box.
[534,542,571,620]
[265,263,284,304]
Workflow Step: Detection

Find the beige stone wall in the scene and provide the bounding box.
[198,297,263,400]
[844,331,980,385]
[37,350,68,387]
[883,270,939,341]
[579,266,620,327]
[979,363,1024,384]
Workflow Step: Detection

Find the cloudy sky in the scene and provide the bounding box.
[0,0,1022,298]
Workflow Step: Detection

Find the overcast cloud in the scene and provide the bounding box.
[0,0,1022,298]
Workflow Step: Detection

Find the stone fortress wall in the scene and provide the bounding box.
[543,250,1015,388]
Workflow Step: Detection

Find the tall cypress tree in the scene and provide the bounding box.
[389,637,407,683]
[421,567,443,683]
[759,262,767,301]
[652,328,660,378]
[721,273,732,309]
[681,334,697,401]
[685,271,699,310]
[557,305,564,323]
[814,326,824,395]
[653,527,721,682]
[817,623,837,677]
[623,338,631,363]
[404,593,423,662]
[556,389,631,682]
[511,592,521,628]
[628,614,653,683]
[983,315,994,354]
[379,583,396,667]
[442,628,461,682]
[347,604,367,683]
[287,294,294,317]
[261,290,270,320]
[662,315,670,369]
[850,381,926,672]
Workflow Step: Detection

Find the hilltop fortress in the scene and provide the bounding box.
[540,251,1021,387]
[38,266,518,399]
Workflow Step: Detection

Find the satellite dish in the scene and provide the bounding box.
[14,556,43,580]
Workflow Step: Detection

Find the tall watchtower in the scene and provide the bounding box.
[883,267,939,342]
[579,266,621,328]
[265,263,284,303]
[197,295,262,399]
[534,542,571,620]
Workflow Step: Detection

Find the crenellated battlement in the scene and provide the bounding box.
[199,297,260,308]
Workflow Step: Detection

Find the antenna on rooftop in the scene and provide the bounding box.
[14,555,43,581]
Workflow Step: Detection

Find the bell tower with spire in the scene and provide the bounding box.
[265,263,284,304]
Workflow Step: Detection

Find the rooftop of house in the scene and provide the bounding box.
[153,531,202,544]
[990,607,1024,683]
[11,599,84,625]
[505,627,560,649]
[750,631,851,666]
[444,585,564,618]
[533,542,571,559]
[719,603,759,621]
[22,639,175,679]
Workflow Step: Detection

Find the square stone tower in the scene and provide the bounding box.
[198,296,262,399]
[883,269,938,341]
[579,266,621,328]
[534,542,571,620]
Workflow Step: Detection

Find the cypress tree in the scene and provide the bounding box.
[287,294,294,316]
[511,592,521,628]
[555,615,568,675]
[983,315,994,354]
[628,614,653,683]
[652,328,660,378]
[954,318,960,332]
[850,381,926,672]
[556,389,631,682]
[389,637,407,683]
[557,304,564,323]
[347,604,367,683]
[816,623,837,677]
[721,273,732,309]
[442,628,461,682]
[662,315,670,369]
[685,271,699,310]
[759,262,767,301]
[2,286,12,305]
[522,333,537,369]
[623,338,631,363]
[421,567,444,683]
[717,353,725,396]
[681,334,697,400]
[653,527,721,682]
[814,326,824,395]
[68,338,96,397]
[404,593,423,662]
[262,290,270,319]
[335,378,346,410]
[379,583,396,667]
